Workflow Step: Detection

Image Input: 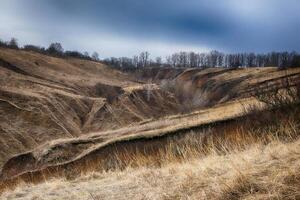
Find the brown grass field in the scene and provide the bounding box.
[0,48,300,199]
[1,105,299,199]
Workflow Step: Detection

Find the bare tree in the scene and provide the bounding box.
[47,42,64,55]
[133,55,139,68]
[155,57,162,66]
[279,52,290,68]
[9,38,19,49]
[209,50,221,67]
[256,54,265,67]
[83,51,89,58]
[188,52,198,68]
[92,52,99,61]
[178,52,188,68]
[246,53,256,67]
[217,52,224,67]
[139,51,150,67]
[171,53,179,68]
[198,53,207,68]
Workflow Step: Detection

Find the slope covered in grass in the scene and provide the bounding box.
[0,48,180,168]
[1,99,299,199]
[1,47,300,199]
[2,126,299,199]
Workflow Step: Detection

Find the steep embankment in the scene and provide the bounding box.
[0,98,264,181]
[2,99,300,199]
[0,48,180,168]
[1,48,300,187]
[169,67,300,108]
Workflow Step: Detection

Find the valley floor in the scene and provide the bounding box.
[2,137,299,200]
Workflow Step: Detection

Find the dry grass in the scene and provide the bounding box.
[80,105,299,172]
[1,135,299,200]
[1,104,299,199]
[0,97,264,182]
[1,49,300,199]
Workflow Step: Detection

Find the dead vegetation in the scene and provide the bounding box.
[0,48,182,167]
[1,100,299,199]
[0,97,265,183]
[1,86,300,195]
[1,48,300,199]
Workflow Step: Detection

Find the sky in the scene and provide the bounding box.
[1,0,300,58]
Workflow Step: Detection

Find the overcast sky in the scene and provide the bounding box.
[1,0,300,58]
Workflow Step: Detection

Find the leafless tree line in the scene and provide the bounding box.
[104,50,300,69]
[1,37,299,68]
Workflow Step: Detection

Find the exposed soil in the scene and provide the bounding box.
[0,47,300,185]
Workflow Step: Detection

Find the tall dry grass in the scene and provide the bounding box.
[84,104,299,172]
[1,97,299,191]
[1,81,299,199]
[2,119,299,199]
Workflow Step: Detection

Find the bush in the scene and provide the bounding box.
[0,38,19,49]
[46,42,64,56]
[254,75,300,109]
[23,45,45,53]
[64,51,92,60]
[8,38,19,49]
[0,39,8,48]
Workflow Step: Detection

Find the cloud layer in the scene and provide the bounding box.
[1,0,300,58]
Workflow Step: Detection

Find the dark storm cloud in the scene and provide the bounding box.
[46,0,232,39]
[1,0,300,57]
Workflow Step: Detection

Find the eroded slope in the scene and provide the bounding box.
[1,47,300,184]
[0,48,180,168]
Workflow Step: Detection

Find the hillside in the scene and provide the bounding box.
[2,137,299,200]
[0,48,300,199]
[0,48,181,168]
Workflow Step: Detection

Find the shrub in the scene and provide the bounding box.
[254,75,300,109]
[23,45,45,53]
